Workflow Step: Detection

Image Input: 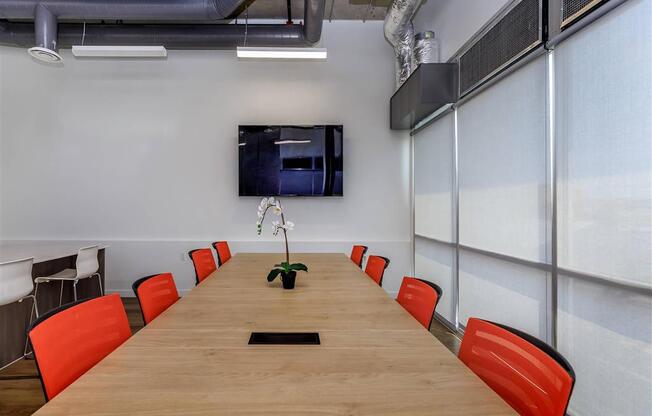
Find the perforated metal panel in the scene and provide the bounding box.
[561,0,605,27]
[458,0,542,96]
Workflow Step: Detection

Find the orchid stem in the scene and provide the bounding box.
[281,211,290,264]
[258,198,290,266]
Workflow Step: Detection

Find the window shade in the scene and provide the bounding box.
[556,0,652,287]
[413,112,455,243]
[554,1,652,415]
[558,275,652,416]
[458,250,548,339]
[457,56,548,262]
[414,236,455,324]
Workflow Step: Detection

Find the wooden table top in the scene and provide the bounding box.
[0,240,108,263]
[34,253,515,415]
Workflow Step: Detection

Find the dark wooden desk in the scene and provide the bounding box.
[0,242,106,367]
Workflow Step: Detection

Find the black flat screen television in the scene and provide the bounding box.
[238,125,343,196]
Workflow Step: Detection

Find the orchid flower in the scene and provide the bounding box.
[271,220,282,236]
[255,197,305,279]
[255,197,307,285]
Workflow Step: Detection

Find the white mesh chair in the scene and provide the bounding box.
[34,245,103,305]
[0,257,39,371]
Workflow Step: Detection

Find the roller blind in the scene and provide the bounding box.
[556,0,652,287]
[458,250,548,338]
[555,1,652,415]
[413,112,455,243]
[414,236,455,323]
[558,275,652,416]
[455,56,550,339]
[457,55,548,262]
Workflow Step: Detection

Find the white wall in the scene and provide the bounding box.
[413,0,510,61]
[0,21,411,296]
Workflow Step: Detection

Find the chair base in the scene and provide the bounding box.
[0,294,39,373]
[34,272,103,307]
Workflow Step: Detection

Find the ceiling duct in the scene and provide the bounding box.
[302,0,326,45]
[0,0,325,58]
[29,4,61,62]
[383,0,423,89]
[0,0,244,21]
[413,30,438,65]
[0,21,321,49]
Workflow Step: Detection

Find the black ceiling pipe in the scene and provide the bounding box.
[286,0,293,24]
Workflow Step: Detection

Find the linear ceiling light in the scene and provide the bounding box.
[72,45,167,58]
[236,47,327,60]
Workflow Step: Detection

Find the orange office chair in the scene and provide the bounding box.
[211,241,232,266]
[28,294,131,401]
[132,272,180,325]
[396,277,442,330]
[459,318,575,416]
[188,248,217,285]
[350,245,368,268]
[364,255,390,286]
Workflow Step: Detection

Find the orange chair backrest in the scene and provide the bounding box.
[28,294,131,401]
[212,241,232,266]
[396,277,441,329]
[459,318,575,416]
[364,255,390,286]
[188,248,217,285]
[350,245,368,268]
[132,273,179,325]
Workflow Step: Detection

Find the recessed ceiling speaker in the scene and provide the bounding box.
[27,46,63,63]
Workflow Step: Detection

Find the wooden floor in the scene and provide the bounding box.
[0,297,461,416]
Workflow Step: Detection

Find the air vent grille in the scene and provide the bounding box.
[458,0,542,96]
[561,0,605,28]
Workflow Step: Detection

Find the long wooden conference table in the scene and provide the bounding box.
[34,253,515,415]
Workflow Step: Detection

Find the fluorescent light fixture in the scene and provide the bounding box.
[72,45,167,58]
[274,140,312,145]
[237,47,327,60]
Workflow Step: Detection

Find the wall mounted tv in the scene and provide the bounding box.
[239,125,343,197]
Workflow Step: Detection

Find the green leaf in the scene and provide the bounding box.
[267,268,283,282]
[289,263,308,272]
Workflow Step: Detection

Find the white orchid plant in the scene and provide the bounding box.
[256,197,308,283]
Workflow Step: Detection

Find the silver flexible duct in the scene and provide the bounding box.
[383,0,423,88]
[414,30,438,65]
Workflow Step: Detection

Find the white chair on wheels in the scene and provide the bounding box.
[0,257,39,371]
[34,245,103,305]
